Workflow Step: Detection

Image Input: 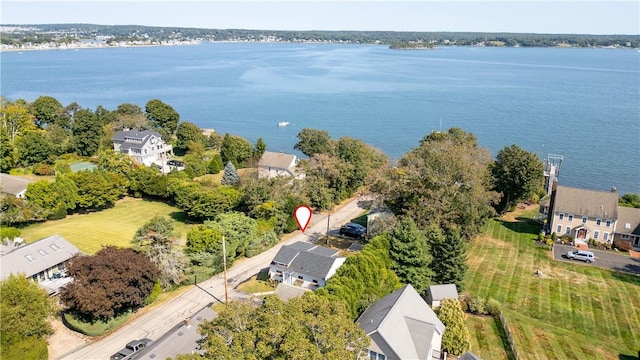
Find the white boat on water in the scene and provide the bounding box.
[278,121,290,127]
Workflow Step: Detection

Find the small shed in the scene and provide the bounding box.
[425,284,459,308]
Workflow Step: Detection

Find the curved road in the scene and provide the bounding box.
[60,197,369,360]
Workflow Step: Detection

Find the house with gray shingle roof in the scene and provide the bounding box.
[357,284,445,360]
[614,206,640,249]
[257,151,303,179]
[268,241,345,289]
[112,129,173,168]
[425,284,459,308]
[1,234,81,295]
[0,173,35,198]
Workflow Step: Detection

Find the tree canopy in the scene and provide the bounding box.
[294,128,333,157]
[435,298,470,355]
[491,144,544,212]
[145,99,179,141]
[220,133,253,168]
[387,218,433,295]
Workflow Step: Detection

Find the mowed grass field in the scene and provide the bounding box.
[20,197,192,254]
[466,314,512,360]
[465,208,640,359]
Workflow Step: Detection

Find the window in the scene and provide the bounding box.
[594,231,599,239]
[369,351,386,360]
[557,225,562,233]
[596,218,601,226]
[622,234,630,240]
[582,216,588,224]
[24,254,36,262]
[559,213,564,220]
[297,275,303,280]
[603,232,609,241]
[312,279,318,284]
[568,214,573,222]
[37,249,48,256]
[605,220,611,227]
[49,244,60,251]
[566,226,571,235]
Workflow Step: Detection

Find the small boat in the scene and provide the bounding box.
[278,121,290,127]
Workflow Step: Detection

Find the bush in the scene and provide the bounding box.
[47,206,67,220]
[32,163,55,176]
[63,311,131,336]
[144,280,162,305]
[551,232,557,242]
[603,242,612,250]
[468,296,487,315]
[613,239,632,251]
[538,233,545,242]
[588,238,597,246]
[486,298,502,316]
[0,227,21,241]
[545,238,554,246]
[1,336,48,360]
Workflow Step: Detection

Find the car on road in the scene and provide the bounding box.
[565,250,595,263]
[167,159,184,167]
[339,223,366,239]
[110,339,153,360]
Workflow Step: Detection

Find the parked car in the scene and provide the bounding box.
[339,223,366,239]
[565,250,595,263]
[110,339,153,360]
[167,159,184,167]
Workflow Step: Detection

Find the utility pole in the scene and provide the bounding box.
[326,212,331,244]
[222,236,229,305]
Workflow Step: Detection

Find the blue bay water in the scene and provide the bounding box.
[1,43,639,193]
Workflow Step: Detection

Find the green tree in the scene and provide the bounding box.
[254,137,266,158]
[0,101,36,145]
[0,194,37,225]
[46,123,74,156]
[0,275,55,351]
[145,99,180,141]
[0,131,16,172]
[207,153,224,174]
[72,108,104,156]
[294,128,333,156]
[16,131,54,166]
[183,153,208,178]
[220,133,253,167]
[113,103,149,130]
[175,121,204,154]
[388,218,433,294]
[377,128,498,239]
[619,193,640,208]
[174,184,241,221]
[435,298,470,355]
[29,95,69,128]
[181,295,368,360]
[221,161,240,186]
[491,144,544,212]
[68,170,126,210]
[427,227,468,291]
[60,247,159,320]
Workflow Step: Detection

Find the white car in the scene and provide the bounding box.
[566,250,595,263]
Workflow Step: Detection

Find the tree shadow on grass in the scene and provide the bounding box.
[496,217,542,236]
[618,353,639,360]
[611,260,640,283]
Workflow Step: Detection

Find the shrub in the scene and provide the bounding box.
[144,280,162,305]
[551,232,557,241]
[603,242,612,250]
[613,239,632,251]
[63,311,131,337]
[486,298,502,316]
[33,163,55,176]
[468,296,487,315]
[0,227,21,241]
[538,233,545,242]
[0,336,48,360]
[545,238,554,247]
[588,238,597,246]
[47,206,67,220]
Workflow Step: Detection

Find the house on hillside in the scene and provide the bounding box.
[268,241,345,289]
[357,284,446,360]
[0,173,35,198]
[425,284,459,308]
[257,151,303,179]
[0,234,81,295]
[112,129,173,168]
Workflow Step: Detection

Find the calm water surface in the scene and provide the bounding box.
[1,43,639,193]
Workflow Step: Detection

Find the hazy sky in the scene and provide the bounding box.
[2,1,639,35]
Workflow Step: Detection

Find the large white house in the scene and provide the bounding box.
[112,129,173,167]
[268,242,345,289]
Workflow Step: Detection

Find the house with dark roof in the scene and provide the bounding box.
[112,129,173,168]
[357,284,445,360]
[1,234,81,295]
[425,284,459,308]
[268,241,345,289]
[257,151,303,179]
[613,206,640,249]
[0,173,35,198]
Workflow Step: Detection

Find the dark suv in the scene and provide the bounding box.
[339,223,366,239]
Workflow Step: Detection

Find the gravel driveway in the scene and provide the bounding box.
[553,243,640,275]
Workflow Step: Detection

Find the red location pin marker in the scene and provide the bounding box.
[294,205,312,233]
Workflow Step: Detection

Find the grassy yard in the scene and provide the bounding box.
[19,197,192,254]
[465,208,640,359]
[465,314,512,360]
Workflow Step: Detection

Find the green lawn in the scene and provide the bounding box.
[465,209,640,359]
[465,314,512,360]
[19,197,192,254]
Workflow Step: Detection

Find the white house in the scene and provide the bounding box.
[112,129,173,167]
[0,173,35,198]
[0,234,81,295]
[257,151,303,179]
[357,284,446,360]
[268,242,345,289]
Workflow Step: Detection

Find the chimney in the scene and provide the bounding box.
[611,186,617,193]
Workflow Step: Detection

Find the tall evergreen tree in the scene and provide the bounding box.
[387,218,433,294]
[221,161,240,186]
[254,137,266,158]
[427,227,468,291]
[72,108,103,156]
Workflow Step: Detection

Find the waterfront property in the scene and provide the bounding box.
[267,241,345,289]
[112,129,173,168]
[0,173,34,198]
[257,151,303,179]
[357,284,445,360]
[0,234,81,295]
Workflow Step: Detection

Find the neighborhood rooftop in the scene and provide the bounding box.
[258,151,297,170]
[0,173,34,197]
[0,234,80,281]
[555,185,619,219]
[427,284,459,301]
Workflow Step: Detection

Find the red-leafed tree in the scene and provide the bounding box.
[61,246,158,320]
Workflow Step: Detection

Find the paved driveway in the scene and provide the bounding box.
[553,244,640,275]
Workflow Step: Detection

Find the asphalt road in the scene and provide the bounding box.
[59,196,369,360]
[553,244,640,275]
